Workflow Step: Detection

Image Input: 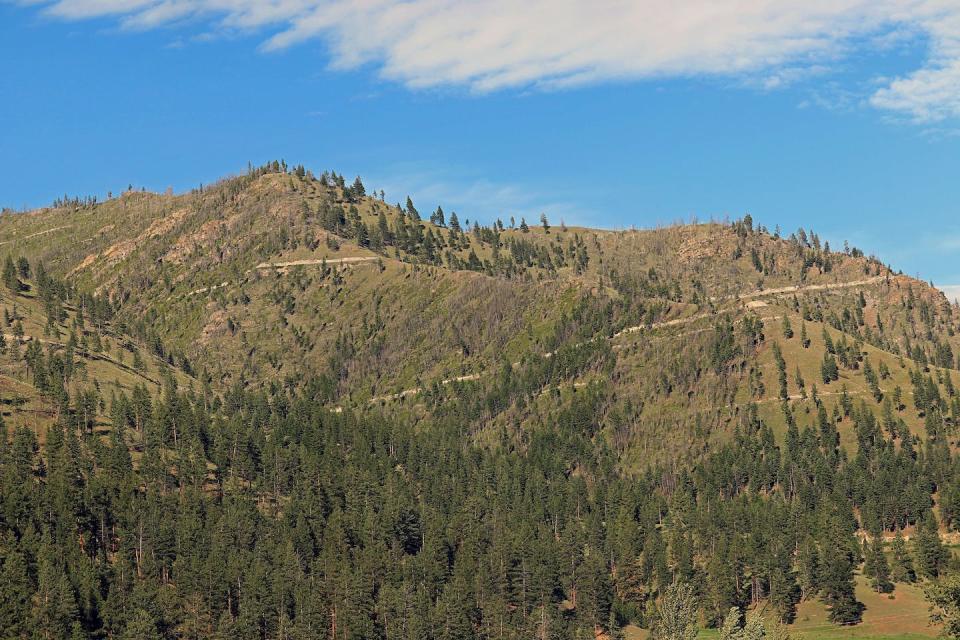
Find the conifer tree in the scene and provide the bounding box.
[863,358,882,401]
[719,607,769,640]
[0,546,31,638]
[350,176,365,200]
[3,255,18,292]
[915,513,948,579]
[767,540,800,623]
[794,366,806,399]
[405,196,419,221]
[821,353,839,384]
[890,531,916,583]
[782,317,793,339]
[31,542,80,639]
[651,582,698,640]
[773,342,788,400]
[864,537,893,593]
[121,609,163,640]
[819,535,863,624]
[822,328,835,354]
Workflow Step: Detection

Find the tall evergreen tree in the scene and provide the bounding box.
[3,255,19,292]
[890,531,916,583]
[915,513,948,579]
[651,582,698,640]
[864,537,893,593]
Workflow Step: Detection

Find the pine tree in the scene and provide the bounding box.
[350,176,366,200]
[0,546,31,638]
[405,196,419,221]
[915,513,948,579]
[121,609,163,640]
[31,542,80,639]
[16,256,30,279]
[782,317,793,339]
[879,360,891,380]
[773,342,788,401]
[796,537,819,600]
[864,537,893,593]
[819,536,863,624]
[719,607,769,640]
[821,353,839,384]
[890,531,916,583]
[437,569,477,640]
[719,607,743,640]
[863,358,882,401]
[132,348,145,372]
[767,540,800,623]
[575,551,613,635]
[651,582,698,640]
[3,255,18,292]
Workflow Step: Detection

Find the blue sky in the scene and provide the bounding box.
[2,1,960,292]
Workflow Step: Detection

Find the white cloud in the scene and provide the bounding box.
[869,7,960,122]
[15,0,960,121]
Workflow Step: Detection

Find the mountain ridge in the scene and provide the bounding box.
[3,163,957,467]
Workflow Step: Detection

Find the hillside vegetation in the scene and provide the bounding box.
[1,162,960,639]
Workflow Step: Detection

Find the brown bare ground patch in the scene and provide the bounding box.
[163,218,226,264]
[101,237,138,266]
[70,251,100,276]
[677,232,724,262]
[198,309,230,347]
[146,207,189,239]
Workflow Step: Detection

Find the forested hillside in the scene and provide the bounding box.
[2,162,960,639]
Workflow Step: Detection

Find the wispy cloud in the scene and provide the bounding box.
[868,7,960,122]
[932,232,960,251]
[370,165,592,228]
[12,0,960,122]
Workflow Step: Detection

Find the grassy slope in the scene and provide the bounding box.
[622,575,936,640]
[0,276,194,443]
[3,172,959,464]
